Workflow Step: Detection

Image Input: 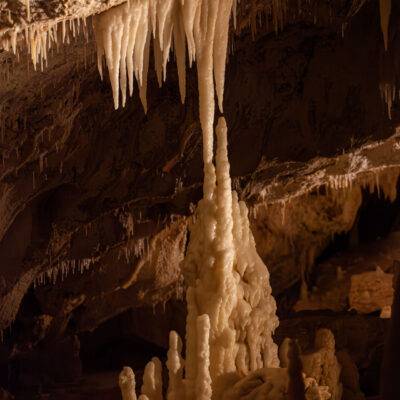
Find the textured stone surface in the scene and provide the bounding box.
[294,232,400,314]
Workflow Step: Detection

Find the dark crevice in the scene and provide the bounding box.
[316,177,400,268]
[79,309,166,376]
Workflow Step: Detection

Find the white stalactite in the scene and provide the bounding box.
[173,3,187,103]
[92,0,233,176]
[182,0,198,67]
[26,0,31,22]
[214,0,234,112]
[193,0,219,199]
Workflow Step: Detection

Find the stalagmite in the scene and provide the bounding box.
[166,331,184,400]
[118,116,285,399]
[118,112,292,399]
[119,367,138,400]
[184,117,280,394]
[141,358,163,400]
[195,315,212,400]
[301,329,342,400]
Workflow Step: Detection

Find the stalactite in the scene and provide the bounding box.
[91,0,234,159]
[34,256,100,287]
[0,15,87,71]
[213,0,234,113]
[172,3,186,104]
[379,0,392,51]
[26,0,31,22]
[380,81,396,119]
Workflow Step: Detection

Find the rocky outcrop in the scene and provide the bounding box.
[294,232,400,315]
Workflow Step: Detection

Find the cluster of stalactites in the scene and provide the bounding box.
[378,0,396,120]
[1,16,89,71]
[92,0,235,115]
[92,0,238,201]
[33,256,99,287]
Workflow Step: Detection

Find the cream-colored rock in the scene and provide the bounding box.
[119,367,138,400]
[302,329,342,400]
[221,368,289,400]
[349,267,393,316]
[183,118,279,396]
[166,331,184,400]
[141,358,163,400]
[304,377,331,400]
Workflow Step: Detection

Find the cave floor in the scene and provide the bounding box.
[14,372,121,400]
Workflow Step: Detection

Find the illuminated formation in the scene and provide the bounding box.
[116,116,281,400]
[116,117,339,399]
[89,0,341,399]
